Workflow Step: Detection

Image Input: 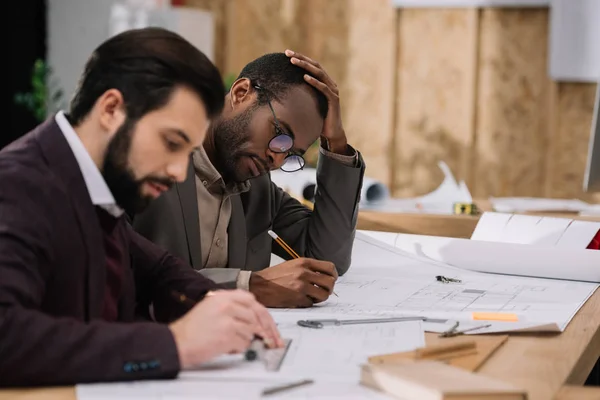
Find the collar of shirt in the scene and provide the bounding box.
[192,147,250,196]
[55,111,124,218]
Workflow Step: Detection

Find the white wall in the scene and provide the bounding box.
[549,0,600,82]
[47,0,214,110]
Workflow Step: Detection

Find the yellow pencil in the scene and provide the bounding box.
[267,230,338,297]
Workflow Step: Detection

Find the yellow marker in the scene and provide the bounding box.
[472,312,518,322]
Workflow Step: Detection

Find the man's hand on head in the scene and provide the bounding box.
[285,49,349,155]
[249,257,338,308]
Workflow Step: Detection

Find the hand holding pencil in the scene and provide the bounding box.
[268,230,338,298]
[247,230,339,308]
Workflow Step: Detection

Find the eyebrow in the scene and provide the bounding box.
[164,128,191,144]
[164,129,202,152]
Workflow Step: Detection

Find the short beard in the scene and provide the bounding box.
[211,104,258,183]
[101,118,150,216]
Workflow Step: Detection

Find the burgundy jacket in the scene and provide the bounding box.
[0,117,219,386]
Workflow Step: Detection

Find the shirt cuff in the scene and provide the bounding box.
[237,270,252,291]
[319,144,359,167]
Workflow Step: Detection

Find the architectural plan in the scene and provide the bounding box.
[278,232,598,334]
[76,311,422,399]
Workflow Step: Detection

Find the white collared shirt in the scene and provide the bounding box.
[55,111,124,218]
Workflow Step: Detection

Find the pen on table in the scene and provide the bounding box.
[170,290,267,361]
[267,230,338,297]
[261,379,314,396]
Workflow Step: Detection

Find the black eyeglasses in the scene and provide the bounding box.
[254,85,305,173]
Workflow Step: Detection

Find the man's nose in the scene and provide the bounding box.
[167,156,189,183]
[267,149,287,170]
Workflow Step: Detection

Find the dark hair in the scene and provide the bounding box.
[69,27,225,125]
[237,53,328,120]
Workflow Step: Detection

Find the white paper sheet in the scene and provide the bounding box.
[182,312,424,383]
[557,220,600,249]
[471,212,600,249]
[490,197,591,213]
[76,309,422,399]
[77,378,389,399]
[275,232,597,334]
[273,313,424,382]
[580,204,600,217]
[378,231,600,283]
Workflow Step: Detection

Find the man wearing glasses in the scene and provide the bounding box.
[133,50,364,309]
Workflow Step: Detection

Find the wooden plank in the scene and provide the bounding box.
[554,385,600,400]
[424,288,600,400]
[0,387,74,400]
[358,210,479,238]
[473,8,551,198]
[394,9,479,197]
[545,82,600,203]
[223,0,301,75]
[342,0,396,185]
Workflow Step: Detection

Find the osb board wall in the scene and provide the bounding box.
[546,83,600,203]
[393,9,479,197]
[186,0,395,184]
[473,9,551,198]
[185,1,598,202]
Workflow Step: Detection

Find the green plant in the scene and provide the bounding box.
[223,73,237,92]
[14,59,64,122]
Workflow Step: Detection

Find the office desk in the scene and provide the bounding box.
[3,207,600,400]
[2,287,599,400]
[357,210,480,238]
[556,385,600,400]
[357,206,600,238]
[423,286,600,400]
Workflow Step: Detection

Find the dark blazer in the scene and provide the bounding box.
[0,118,219,387]
[133,148,365,288]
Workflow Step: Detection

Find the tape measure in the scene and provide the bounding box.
[453,203,479,215]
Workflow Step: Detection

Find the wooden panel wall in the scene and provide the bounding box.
[185,0,599,203]
[473,9,551,198]
[546,82,600,202]
[185,0,395,184]
[394,9,479,197]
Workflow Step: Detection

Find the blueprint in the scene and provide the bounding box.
[278,232,598,333]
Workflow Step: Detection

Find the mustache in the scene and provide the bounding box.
[237,151,269,170]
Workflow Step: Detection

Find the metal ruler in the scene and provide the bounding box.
[261,338,292,371]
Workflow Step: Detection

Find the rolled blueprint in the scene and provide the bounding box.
[270,168,390,205]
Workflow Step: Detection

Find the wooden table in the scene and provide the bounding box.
[358,209,480,238]
[3,287,599,400]
[3,206,600,400]
[556,385,600,400]
[357,206,600,238]
[422,286,600,400]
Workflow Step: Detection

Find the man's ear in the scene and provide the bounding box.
[229,78,254,108]
[96,89,126,137]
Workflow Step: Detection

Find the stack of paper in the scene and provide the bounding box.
[367,212,600,282]
[490,197,591,213]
